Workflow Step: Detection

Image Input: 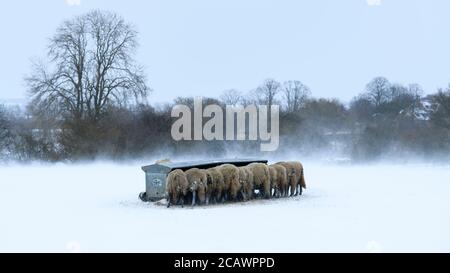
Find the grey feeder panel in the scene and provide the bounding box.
[139,158,268,202]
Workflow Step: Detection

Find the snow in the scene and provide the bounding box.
[1,162,450,252]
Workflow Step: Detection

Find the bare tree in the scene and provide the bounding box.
[404,83,424,117]
[255,79,281,109]
[365,77,391,108]
[0,105,12,159]
[26,10,149,121]
[219,89,243,106]
[407,83,423,98]
[429,88,450,129]
[390,83,408,98]
[282,80,311,113]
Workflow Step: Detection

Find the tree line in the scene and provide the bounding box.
[1,11,449,163]
[2,76,450,162]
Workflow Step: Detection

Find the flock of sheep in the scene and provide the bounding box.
[165,161,306,207]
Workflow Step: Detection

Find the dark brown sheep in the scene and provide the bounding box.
[218,164,241,202]
[185,168,208,206]
[165,169,189,208]
[247,163,271,199]
[270,164,288,198]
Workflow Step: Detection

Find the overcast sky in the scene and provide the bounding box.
[1,0,450,104]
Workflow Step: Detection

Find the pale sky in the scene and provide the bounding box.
[1,0,450,104]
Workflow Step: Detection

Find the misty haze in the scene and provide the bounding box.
[0,1,450,253]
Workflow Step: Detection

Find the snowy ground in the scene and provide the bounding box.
[0,162,449,252]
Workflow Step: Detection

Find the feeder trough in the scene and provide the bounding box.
[139,158,268,202]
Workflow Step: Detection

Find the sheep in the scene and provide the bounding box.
[287,161,307,196]
[243,167,254,201]
[205,167,225,204]
[185,168,208,206]
[247,163,271,199]
[218,164,241,202]
[164,160,304,208]
[270,164,288,197]
[277,161,307,196]
[165,169,189,208]
[238,166,254,202]
[268,165,278,198]
[275,161,297,196]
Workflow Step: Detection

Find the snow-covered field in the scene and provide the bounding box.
[1,162,449,252]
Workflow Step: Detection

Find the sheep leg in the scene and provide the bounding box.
[231,191,238,202]
[180,196,185,208]
[246,189,252,201]
[263,188,272,199]
[218,190,223,203]
[215,193,220,204]
[265,185,271,199]
[174,193,180,206]
[191,191,196,206]
[167,193,173,208]
[220,193,225,203]
[240,189,247,202]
